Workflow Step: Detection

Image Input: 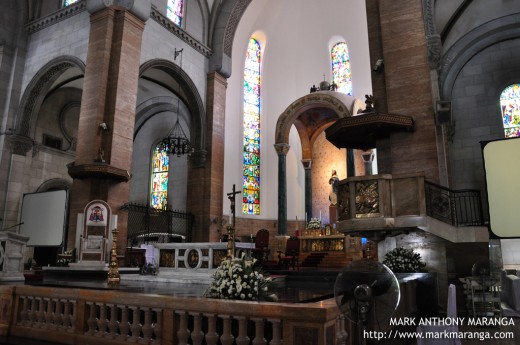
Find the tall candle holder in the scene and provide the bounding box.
[226,225,235,258]
[107,228,120,284]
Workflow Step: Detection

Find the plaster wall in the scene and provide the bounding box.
[224,0,373,222]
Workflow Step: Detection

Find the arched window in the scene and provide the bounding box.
[166,0,184,26]
[500,84,520,138]
[63,0,79,6]
[150,142,170,209]
[331,42,352,95]
[242,38,261,215]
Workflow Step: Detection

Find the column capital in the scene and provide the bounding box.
[87,0,151,22]
[8,134,34,156]
[301,159,312,170]
[273,143,290,156]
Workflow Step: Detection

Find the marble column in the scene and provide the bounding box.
[67,3,149,256]
[301,159,312,222]
[274,143,290,235]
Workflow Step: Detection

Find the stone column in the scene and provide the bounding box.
[187,72,227,242]
[274,143,290,235]
[301,159,312,222]
[67,3,149,257]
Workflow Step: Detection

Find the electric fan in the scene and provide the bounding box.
[470,259,499,318]
[334,259,400,345]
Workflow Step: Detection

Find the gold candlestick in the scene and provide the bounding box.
[226,225,235,258]
[107,228,120,284]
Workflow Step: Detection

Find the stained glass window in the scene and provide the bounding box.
[500,84,520,138]
[242,38,261,215]
[166,0,183,26]
[63,0,79,6]
[331,42,352,95]
[150,142,170,209]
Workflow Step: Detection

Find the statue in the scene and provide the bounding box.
[328,170,340,206]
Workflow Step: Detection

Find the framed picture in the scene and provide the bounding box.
[325,224,331,236]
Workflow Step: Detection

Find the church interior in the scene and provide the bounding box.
[0,0,520,344]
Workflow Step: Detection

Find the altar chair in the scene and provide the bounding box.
[251,229,270,264]
[416,284,461,345]
[279,236,300,270]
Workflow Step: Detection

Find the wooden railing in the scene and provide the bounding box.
[0,277,419,345]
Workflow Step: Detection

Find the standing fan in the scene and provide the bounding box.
[471,259,499,318]
[334,259,400,345]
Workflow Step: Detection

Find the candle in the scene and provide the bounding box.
[319,210,322,221]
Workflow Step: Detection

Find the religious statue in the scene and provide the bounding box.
[328,170,340,205]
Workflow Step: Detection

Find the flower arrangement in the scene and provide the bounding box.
[306,217,322,229]
[205,254,277,301]
[56,258,70,267]
[383,247,426,273]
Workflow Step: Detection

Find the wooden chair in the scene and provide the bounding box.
[251,229,270,263]
[279,236,300,270]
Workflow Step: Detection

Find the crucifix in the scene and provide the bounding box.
[227,184,241,228]
[226,184,241,258]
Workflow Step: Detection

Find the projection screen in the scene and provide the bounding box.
[20,190,68,246]
[482,137,520,238]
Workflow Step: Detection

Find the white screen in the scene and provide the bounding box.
[482,137,520,238]
[20,190,68,246]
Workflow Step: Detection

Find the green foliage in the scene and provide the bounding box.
[383,247,426,273]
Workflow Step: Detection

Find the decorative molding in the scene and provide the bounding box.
[422,0,442,69]
[8,134,34,156]
[67,162,131,182]
[25,0,87,34]
[150,6,212,57]
[223,0,252,57]
[273,143,290,156]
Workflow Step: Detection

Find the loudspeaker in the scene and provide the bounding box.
[435,100,452,125]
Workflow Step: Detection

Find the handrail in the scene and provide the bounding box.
[425,181,484,226]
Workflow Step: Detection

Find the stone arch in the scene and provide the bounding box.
[139,59,207,167]
[439,13,520,100]
[14,56,85,139]
[274,91,357,159]
[36,178,72,192]
[209,0,252,77]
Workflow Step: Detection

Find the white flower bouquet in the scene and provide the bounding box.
[205,254,277,301]
[306,217,322,229]
[383,247,426,273]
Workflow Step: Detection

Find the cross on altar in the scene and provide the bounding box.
[227,184,241,228]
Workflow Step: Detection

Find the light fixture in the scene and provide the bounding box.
[162,48,193,157]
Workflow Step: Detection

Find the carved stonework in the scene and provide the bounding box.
[223,0,252,57]
[26,0,86,34]
[67,162,131,182]
[8,134,34,156]
[273,143,290,156]
[301,159,312,170]
[355,181,380,217]
[337,183,350,221]
[422,0,442,69]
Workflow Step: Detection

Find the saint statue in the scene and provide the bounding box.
[328,170,340,205]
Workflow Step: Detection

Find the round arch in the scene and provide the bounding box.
[15,56,85,139]
[274,91,358,159]
[139,59,207,167]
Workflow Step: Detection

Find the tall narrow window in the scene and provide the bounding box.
[242,38,261,215]
[500,84,520,138]
[331,42,352,95]
[150,142,169,209]
[166,0,183,26]
[63,0,79,6]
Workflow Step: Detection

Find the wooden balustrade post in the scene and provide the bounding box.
[96,303,108,337]
[107,304,118,338]
[86,302,97,335]
[152,309,163,345]
[190,313,204,345]
[118,306,130,341]
[251,318,266,345]
[268,319,282,345]
[141,307,154,342]
[219,315,234,345]
[176,311,190,345]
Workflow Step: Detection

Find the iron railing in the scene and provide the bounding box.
[425,181,484,226]
[121,202,194,244]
